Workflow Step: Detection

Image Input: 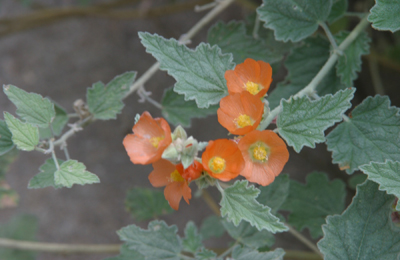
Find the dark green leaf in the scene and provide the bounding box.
[0,120,14,156]
[199,215,225,240]
[182,221,203,254]
[257,174,289,215]
[39,102,68,139]
[231,246,285,260]
[327,0,348,24]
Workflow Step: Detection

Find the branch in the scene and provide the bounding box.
[286,224,323,258]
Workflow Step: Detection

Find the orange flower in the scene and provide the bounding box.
[149,159,202,210]
[225,58,272,98]
[123,111,172,165]
[202,139,245,181]
[238,130,289,186]
[217,92,263,135]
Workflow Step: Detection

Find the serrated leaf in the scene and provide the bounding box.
[318,181,400,259]
[257,174,290,215]
[4,112,38,151]
[125,187,173,221]
[0,120,14,156]
[360,160,400,211]
[219,180,287,233]
[334,31,371,87]
[87,71,136,120]
[39,102,68,139]
[194,248,217,260]
[0,214,38,260]
[208,21,283,64]
[3,85,55,128]
[54,160,99,188]
[326,95,400,174]
[161,87,218,127]
[105,245,145,260]
[281,172,346,238]
[117,220,182,260]
[231,246,285,260]
[277,88,355,152]
[139,32,234,108]
[267,36,346,110]
[327,0,348,24]
[368,0,400,32]
[28,158,64,189]
[222,219,275,249]
[257,0,332,42]
[182,221,203,254]
[199,215,225,240]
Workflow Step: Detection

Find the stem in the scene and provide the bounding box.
[62,145,71,160]
[252,12,260,39]
[50,143,60,170]
[368,53,385,95]
[139,89,163,109]
[284,250,323,260]
[286,224,323,258]
[320,22,339,51]
[53,116,92,146]
[218,241,239,258]
[260,16,370,129]
[201,190,221,216]
[0,238,120,254]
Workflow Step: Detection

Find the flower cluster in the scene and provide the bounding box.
[123,58,289,210]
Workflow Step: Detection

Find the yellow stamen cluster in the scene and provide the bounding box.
[149,136,164,148]
[209,156,226,173]
[170,170,184,182]
[235,114,254,128]
[252,144,269,162]
[245,81,261,95]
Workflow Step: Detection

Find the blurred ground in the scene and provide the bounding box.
[0,0,398,260]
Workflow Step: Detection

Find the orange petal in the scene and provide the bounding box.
[133,112,164,138]
[148,159,176,187]
[258,60,273,96]
[123,134,158,164]
[246,163,276,186]
[164,181,191,210]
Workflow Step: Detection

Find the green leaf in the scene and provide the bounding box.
[257,0,332,42]
[0,120,14,156]
[161,87,218,127]
[257,174,290,215]
[54,160,100,188]
[326,95,400,174]
[87,71,136,120]
[231,246,285,260]
[3,85,55,128]
[139,32,234,108]
[219,180,288,233]
[368,0,400,32]
[125,187,173,221]
[281,172,346,238]
[39,102,68,139]
[194,248,218,260]
[360,160,400,211]
[117,220,182,260]
[182,221,203,254]
[0,214,38,260]
[208,21,283,64]
[327,0,348,24]
[334,31,370,87]
[105,245,145,260]
[4,112,39,151]
[277,88,355,152]
[28,158,64,189]
[348,174,367,189]
[222,219,275,248]
[267,36,346,110]
[318,181,400,259]
[200,215,225,240]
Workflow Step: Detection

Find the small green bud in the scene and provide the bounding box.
[161,144,180,164]
[172,125,187,141]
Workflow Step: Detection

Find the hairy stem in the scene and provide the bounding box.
[286,224,323,257]
[320,22,339,50]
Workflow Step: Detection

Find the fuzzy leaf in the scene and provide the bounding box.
[105,245,145,260]
[125,187,173,221]
[326,95,400,174]
[267,36,345,110]
[222,220,275,249]
[257,174,289,215]
[281,172,346,238]
[4,112,38,151]
[219,180,287,233]
[39,102,68,139]
[87,71,136,120]
[208,21,283,64]
[231,246,285,260]
[257,0,332,42]
[54,160,99,188]
[117,220,182,260]
[0,120,14,156]
[182,221,203,254]
[277,88,355,152]
[194,248,218,260]
[199,215,225,240]
[318,181,400,259]
[368,0,400,32]
[3,85,55,128]
[28,158,64,189]
[360,160,400,211]
[139,32,234,108]
[327,0,348,24]
[161,87,218,127]
[335,31,371,87]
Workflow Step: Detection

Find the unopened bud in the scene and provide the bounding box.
[161,144,180,164]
